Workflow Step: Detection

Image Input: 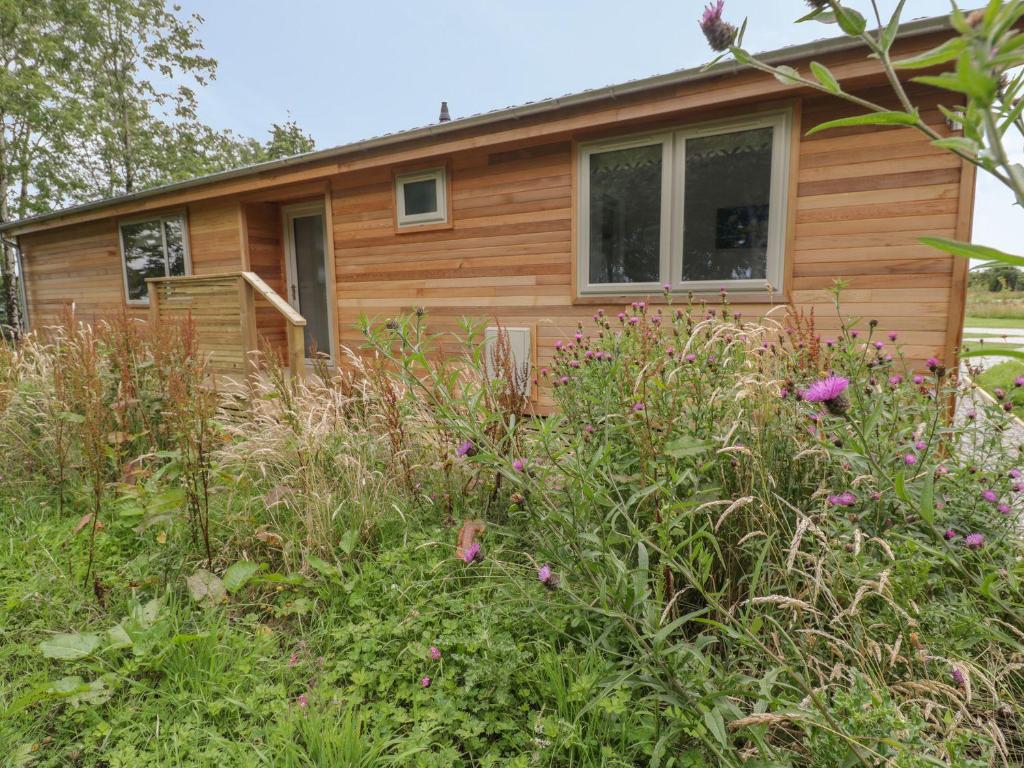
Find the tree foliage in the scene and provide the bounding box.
[0,0,316,335]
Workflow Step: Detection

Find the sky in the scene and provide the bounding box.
[176,0,1019,255]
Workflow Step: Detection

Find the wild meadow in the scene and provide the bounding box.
[2,291,1024,767]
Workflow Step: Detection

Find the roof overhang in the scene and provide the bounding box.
[0,13,956,235]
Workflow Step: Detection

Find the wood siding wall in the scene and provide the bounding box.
[243,202,288,361]
[329,87,967,409]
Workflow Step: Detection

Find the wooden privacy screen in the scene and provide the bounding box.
[146,271,307,378]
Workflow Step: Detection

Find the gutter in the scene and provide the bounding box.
[0,13,954,235]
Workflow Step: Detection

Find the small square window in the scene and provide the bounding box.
[395,167,447,228]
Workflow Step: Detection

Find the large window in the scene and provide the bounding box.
[577,112,790,295]
[119,213,190,304]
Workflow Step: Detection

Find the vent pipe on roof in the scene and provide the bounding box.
[438,101,451,123]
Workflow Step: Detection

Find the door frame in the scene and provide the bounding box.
[281,200,336,364]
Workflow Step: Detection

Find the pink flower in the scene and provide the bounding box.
[998,503,1011,515]
[288,652,299,667]
[915,440,926,451]
[926,356,940,371]
[889,375,903,386]
[964,533,985,550]
[456,440,476,458]
[662,282,672,292]
[1010,469,1022,479]
[297,693,308,708]
[802,376,850,415]
[685,353,696,363]
[554,340,563,351]
[944,529,957,540]
[698,0,737,51]
[903,454,917,466]
[913,374,925,385]
[827,491,857,507]
[802,376,849,404]
[888,332,898,342]
[850,330,860,339]
[429,646,441,660]
[462,542,482,564]
[874,341,884,350]
[420,676,431,688]
[1016,376,1024,387]
[632,402,645,412]
[951,667,966,688]
[512,458,525,472]
[982,489,998,503]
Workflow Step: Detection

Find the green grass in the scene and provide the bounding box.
[962,330,1019,339]
[964,315,1024,329]
[961,340,1024,355]
[974,360,1024,413]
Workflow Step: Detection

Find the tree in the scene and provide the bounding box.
[0,0,88,336]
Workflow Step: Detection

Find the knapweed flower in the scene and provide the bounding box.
[780,387,789,398]
[913,374,925,385]
[420,676,432,688]
[873,341,884,350]
[685,353,697,363]
[1016,376,1024,387]
[888,332,898,342]
[995,387,1006,401]
[462,542,482,564]
[964,533,985,550]
[999,503,1011,515]
[554,340,563,351]
[288,651,299,667]
[538,563,560,590]
[1011,469,1022,479]
[512,458,525,472]
[850,329,860,339]
[951,667,966,688]
[456,440,477,458]
[662,282,672,292]
[926,356,940,372]
[632,402,645,413]
[827,491,857,507]
[982,489,998,503]
[944,529,957,540]
[889,375,903,386]
[698,0,737,51]
[297,693,308,708]
[802,375,850,416]
[915,440,926,451]
[429,646,442,660]
[903,453,917,466]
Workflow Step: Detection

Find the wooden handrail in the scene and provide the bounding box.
[241,271,306,326]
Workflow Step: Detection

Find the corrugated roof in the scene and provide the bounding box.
[1,12,953,234]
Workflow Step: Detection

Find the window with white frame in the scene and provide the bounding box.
[395,167,448,227]
[577,112,790,295]
[119,213,190,304]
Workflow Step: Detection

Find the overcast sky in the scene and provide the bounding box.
[179,0,1019,256]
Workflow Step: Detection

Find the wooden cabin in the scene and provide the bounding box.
[1,14,974,410]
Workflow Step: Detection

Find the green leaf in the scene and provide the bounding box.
[894,471,909,503]
[834,6,867,35]
[896,37,969,69]
[186,569,227,607]
[223,560,260,593]
[38,632,101,660]
[880,0,907,51]
[806,110,919,136]
[810,61,842,94]
[919,237,1024,268]
[339,529,359,555]
[664,437,714,459]
[930,136,979,156]
[773,65,802,86]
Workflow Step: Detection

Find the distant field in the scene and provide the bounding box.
[964,315,1024,330]
[966,288,1024,322]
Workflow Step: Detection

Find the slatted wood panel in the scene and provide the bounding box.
[188,200,245,274]
[19,219,140,327]
[149,274,247,373]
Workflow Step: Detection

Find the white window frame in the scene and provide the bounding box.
[577,110,791,296]
[118,211,191,306]
[395,167,448,227]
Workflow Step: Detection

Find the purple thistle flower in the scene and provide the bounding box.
[780,387,789,398]
[698,0,737,51]
[1010,469,1022,479]
[420,676,432,688]
[827,491,857,507]
[874,341,884,350]
[850,329,860,339]
[554,340,563,351]
[904,454,917,466]
[662,282,672,292]
[429,646,441,660]
[889,375,903,386]
[633,402,645,413]
[802,376,850,416]
[1016,376,1024,387]
[297,693,308,708]
[912,374,925,385]
[512,458,525,473]
[888,332,898,342]
[462,542,482,564]
[915,440,926,451]
[944,529,957,540]
[964,533,985,550]
[999,503,1011,515]
[926,356,940,371]
[456,440,476,458]
[685,353,697,363]
[951,667,965,688]
[982,489,998,503]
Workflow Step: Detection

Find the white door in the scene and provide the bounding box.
[283,202,334,362]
